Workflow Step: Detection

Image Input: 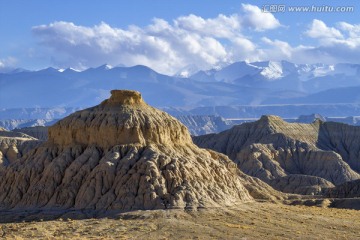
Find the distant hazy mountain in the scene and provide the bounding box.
[173,104,360,119]
[174,64,199,78]
[191,61,360,94]
[0,119,58,130]
[0,64,266,108]
[175,115,234,136]
[1,61,360,110]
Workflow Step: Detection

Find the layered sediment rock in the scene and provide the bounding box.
[325,179,360,198]
[48,90,192,148]
[194,116,360,195]
[269,175,334,195]
[0,90,271,211]
[0,128,41,168]
[13,126,49,141]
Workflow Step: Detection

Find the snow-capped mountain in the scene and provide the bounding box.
[174,64,199,78]
[0,64,251,108]
[190,61,360,93]
[1,61,360,111]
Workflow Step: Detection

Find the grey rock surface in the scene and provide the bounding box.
[194,116,360,195]
[13,126,49,141]
[324,179,360,198]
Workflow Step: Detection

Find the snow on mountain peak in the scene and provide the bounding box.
[69,67,81,72]
[58,67,81,73]
[259,61,283,80]
[177,70,192,78]
[96,64,113,70]
[312,64,335,77]
[296,63,358,81]
[175,64,199,78]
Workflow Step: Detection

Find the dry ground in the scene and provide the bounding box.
[1,202,359,239]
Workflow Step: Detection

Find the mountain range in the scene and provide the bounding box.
[2,61,360,109]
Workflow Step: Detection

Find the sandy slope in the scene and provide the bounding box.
[1,202,359,239]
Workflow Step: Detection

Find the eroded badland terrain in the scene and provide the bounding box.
[0,90,359,239]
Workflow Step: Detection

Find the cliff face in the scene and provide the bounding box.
[48,90,192,148]
[318,122,360,173]
[0,90,277,211]
[325,179,360,198]
[0,129,41,168]
[13,126,49,141]
[194,116,360,195]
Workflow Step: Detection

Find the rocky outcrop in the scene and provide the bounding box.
[48,90,192,149]
[324,179,360,198]
[13,126,49,141]
[0,129,41,168]
[0,143,254,210]
[194,115,360,195]
[0,90,279,211]
[269,175,334,195]
[317,122,360,173]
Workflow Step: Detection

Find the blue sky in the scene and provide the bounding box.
[1,0,360,74]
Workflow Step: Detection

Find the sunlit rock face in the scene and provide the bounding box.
[0,90,265,211]
[48,90,193,148]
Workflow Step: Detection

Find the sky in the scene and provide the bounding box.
[1,0,360,74]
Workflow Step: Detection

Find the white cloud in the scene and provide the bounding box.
[241,4,281,31]
[337,22,360,37]
[31,4,282,74]
[29,4,360,74]
[174,14,241,38]
[262,37,292,59]
[301,20,360,63]
[335,22,360,48]
[305,19,343,40]
[0,57,17,72]
[33,20,233,73]
[227,37,260,63]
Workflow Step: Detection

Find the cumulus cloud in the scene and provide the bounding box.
[241,4,281,31]
[301,20,360,63]
[31,4,282,74]
[30,3,360,74]
[32,21,230,73]
[335,22,360,48]
[305,19,343,40]
[174,14,241,38]
[337,22,360,37]
[262,37,293,59]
